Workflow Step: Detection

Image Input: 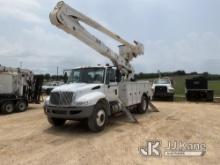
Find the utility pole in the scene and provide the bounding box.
[20,62,23,69]
[157,70,161,78]
[57,66,59,81]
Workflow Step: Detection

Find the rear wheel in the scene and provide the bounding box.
[137,96,149,114]
[16,100,27,112]
[88,102,108,132]
[1,102,15,114]
[47,117,66,127]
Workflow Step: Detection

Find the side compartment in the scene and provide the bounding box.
[118,82,133,106]
[119,81,152,107]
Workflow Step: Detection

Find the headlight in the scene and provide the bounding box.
[76,101,89,106]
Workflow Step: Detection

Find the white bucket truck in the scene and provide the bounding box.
[44,1,153,132]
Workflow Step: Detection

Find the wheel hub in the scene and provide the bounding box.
[142,100,147,110]
[96,110,105,127]
[5,104,14,113]
[19,102,26,111]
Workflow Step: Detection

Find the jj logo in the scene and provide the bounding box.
[139,140,161,157]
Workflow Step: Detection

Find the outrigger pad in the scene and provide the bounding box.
[119,99,159,124]
[149,102,160,112]
[122,107,139,124]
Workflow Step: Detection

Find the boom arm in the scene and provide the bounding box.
[49,1,144,80]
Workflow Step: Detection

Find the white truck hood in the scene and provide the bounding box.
[152,84,170,88]
[51,83,102,93]
[46,83,104,107]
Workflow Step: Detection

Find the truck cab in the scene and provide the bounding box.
[44,66,152,132]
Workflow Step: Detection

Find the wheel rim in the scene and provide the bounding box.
[5,104,14,113]
[142,99,147,111]
[96,109,105,127]
[18,102,26,111]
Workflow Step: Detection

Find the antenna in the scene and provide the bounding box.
[20,62,23,69]
[157,70,161,78]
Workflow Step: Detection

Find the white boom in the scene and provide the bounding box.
[49,1,144,80]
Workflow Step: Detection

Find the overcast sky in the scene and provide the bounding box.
[0,0,220,75]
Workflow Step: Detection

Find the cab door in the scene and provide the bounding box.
[104,68,119,102]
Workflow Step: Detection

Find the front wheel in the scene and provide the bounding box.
[47,117,66,127]
[137,96,149,114]
[88,102,108,132]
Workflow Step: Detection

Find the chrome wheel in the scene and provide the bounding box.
[88,102,108,132]
[96,109,106,127]
[142,99,147,111]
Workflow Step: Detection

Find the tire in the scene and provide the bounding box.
[1,101,15,114]
[47,117,66,127]
[137,96,149,114]
[88,102,108,132]
[15,100,27,112]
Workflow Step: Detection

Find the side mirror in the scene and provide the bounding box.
[106,79,110,85]
[116,69,121,82]
[63,72,68,83]
[171,79,174,86]
[105,73,110,85]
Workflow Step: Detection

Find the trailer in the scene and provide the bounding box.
[0,65,44,114]
[185,77,214,102]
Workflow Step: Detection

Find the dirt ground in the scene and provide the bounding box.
[0,102,220,165]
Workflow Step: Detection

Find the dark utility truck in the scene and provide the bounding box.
[185,77,214,102]
[0,66,44,114]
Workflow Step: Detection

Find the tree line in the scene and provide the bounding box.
[134,70,220,80]
[43,73,68,82]
[41,70,220,82]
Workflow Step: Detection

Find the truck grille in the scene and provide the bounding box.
[155,86,167,93]
[50,92,73,106]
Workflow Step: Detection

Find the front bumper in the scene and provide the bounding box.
[44,105,94,119]
[153,92,174,97]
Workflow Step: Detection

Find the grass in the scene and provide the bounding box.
[172,75,197,96]
[209,80,220,97]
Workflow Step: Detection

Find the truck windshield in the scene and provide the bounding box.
[154,79,170,84]
[67,68,105,84]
